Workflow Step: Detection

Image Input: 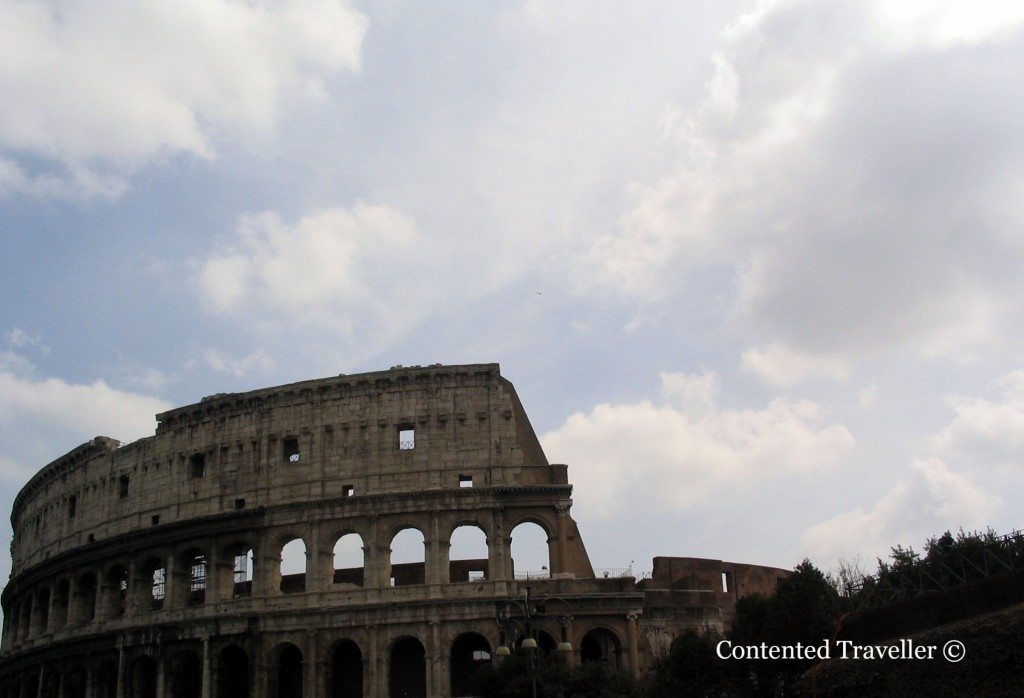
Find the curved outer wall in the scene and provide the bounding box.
[0,363,788,697]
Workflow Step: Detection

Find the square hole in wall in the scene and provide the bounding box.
[119,475,129,499]
[234,498,246,510]
[342,485,354,497]
[282,436,300,463]
[68,495,77,519]
[190,454,206,479]
[398,427,415,450]
[151,515,160,526]
[459,474,473,488]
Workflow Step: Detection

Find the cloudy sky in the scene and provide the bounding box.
[3,0,1024,585]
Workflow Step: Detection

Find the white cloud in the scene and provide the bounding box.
[741,342,849,387]
[801,457,998,562]
[0,0,368,198]
[931,370,1024,467]
[581,0,1024,367]
[204,348,275,377]
[198,204,426,338]
[0,371,172,443]
[541,370,854,518]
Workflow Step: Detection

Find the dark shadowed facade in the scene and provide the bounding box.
[0,363,787,697]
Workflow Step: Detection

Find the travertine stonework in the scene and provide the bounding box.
[0,364,787,697]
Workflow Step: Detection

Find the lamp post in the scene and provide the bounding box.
[494,587,574,698]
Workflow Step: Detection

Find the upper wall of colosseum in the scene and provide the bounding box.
[9,363,562,575]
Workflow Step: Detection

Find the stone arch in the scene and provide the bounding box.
[449,525,489,583]
[388,636,426,698]
[389,528,425,587]
[41,670,59,698]
[96,660,118,698]
[127,655,157,698]
[328,639,363,698]
[168,649,202,698]
[32,586,50,635]
[104,564,129,619]
[270,643,303,698]
[178,548,208,606]
[516,629,558,656]
[580,627,623,668]
[52,579,70,628]
[18,594,31,639]
[450,632,491,698]
[224,542,255,599]
[509,521,551,579]
[75,572,97,624]
[63,665,88,698]
[279,537,307,594]
[140,557,166,610]
[216,644,250,698]
[332,533,365,587]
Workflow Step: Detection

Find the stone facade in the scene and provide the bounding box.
[0,363,788,697]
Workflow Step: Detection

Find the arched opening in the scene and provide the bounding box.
[280,538,307,593]
[329,639,363,698]
[231,546,254,598]
[388,637,426,698]
[510,522,550,579]
[449,526,489,583]
[33,588,50,635]
[168,650,202,698]
[41,671,59,698]
[389,528,425,587]
[143,559,166,610]
[216,645,250,698]
[53,580,70,628]
[274,644,303,698]
[580,628,622,669]
[127,656,157,698]
[450,633,491,697]
[516,629,557,656]
[332,534,364,587]
[181,549,207,606]
[106,565,129,618]
[64,666,88,698]
[18,596,31,639]
[76,573,97,624]
[96,660,118,698]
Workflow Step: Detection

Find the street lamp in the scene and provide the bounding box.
[494,587,575,697]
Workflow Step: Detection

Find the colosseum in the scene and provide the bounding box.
[0,363,787,697]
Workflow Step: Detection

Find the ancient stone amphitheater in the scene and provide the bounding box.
[0,363,786,697]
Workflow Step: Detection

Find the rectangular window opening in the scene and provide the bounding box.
[118,475,129,499]
[234,498,246,510]
[721,571,729,593]
[282,437,300,463]
[342,484,354,497]
[459,474,473,488]
[398,427,415,450]
[190,454,206,479]
[68,495,77,519]
[468,570,485,581]
[389,576,396,587]
[151,515,160,526]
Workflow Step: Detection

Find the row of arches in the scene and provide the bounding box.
[0,628,623,698]
[3,522,552,649]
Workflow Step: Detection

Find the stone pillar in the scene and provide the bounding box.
[428,620,445,697]
[554,506,570,576]
[205,542,220,606]
[366,625,381,698]
[155,651,166,698]
[306,523,322,593]
[305,632,318,698]
[503,536,514,579]
[114,647,124,698]
[626,613,641,676]
[84,664,94,698]
[488,509,508,580]
[201,636,211,698]
[429,540,450,586]
[250,645,267,698]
